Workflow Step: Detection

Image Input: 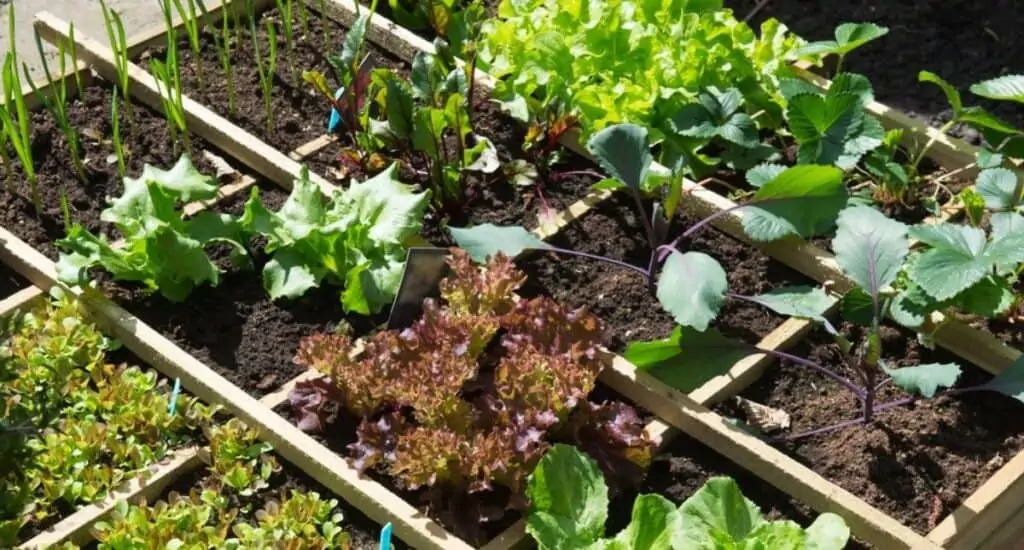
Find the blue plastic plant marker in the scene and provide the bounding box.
[379,522,392,550]
[168,378,181,416]
[327,86,345,133]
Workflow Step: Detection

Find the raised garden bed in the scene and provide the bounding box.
[0,0,1019,547]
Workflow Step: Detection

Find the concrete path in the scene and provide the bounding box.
[0,0,169,93]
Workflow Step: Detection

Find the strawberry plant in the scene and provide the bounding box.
[387,0,485,56]
[288,249,654,542]
[527,444,851,549]
[239,164,429,315]
[55,155,251,302]
[0,293,210,545]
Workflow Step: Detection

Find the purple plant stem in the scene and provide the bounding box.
[656,202,751,262]
[542,246,651,279]
[756,347,867,400]
[771,385,992,442]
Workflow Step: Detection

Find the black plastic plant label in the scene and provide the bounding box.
[386,247,450,330]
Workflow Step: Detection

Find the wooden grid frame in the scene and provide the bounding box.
[0,0,1011,547]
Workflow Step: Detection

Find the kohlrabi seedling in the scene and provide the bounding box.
[450,123,849,333]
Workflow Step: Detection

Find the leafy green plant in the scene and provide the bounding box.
[204,418,278,496]
[239,164,428,314]
[479,0,804,138]
[305,4,376,167]
[367,41,499,211]
[152,2,191,155]
[55,156,251,302]
[26,28,86,182]
[782,72,884,170]
[93,491,236,548]
[527,444,851,549]
[0,294,209,545]
[451,123,849,333]
[387,0,485,56]
[231,491,350,547]
[99,0,134,130]
[794,22,889,76]
[289,250,655,542]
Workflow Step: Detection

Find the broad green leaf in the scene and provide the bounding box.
[950,276,1016,318]
[586,123,652,191]
[385,79,415,140]
[449,224,552,262]
[971,75,1024,103]
[908,223,1024,301]
[526,444,608,549]
[132,154,219,203]
[608,495,680,550]
[656,251,728,331]
[745,286,834,323]
[840,286,875,326]
[991,212,1024,241]
[976,167,1021,210]
[833,206,908,301]
[879,361,961,398]
[263,249,321,299]
[743,165,847,241]
[888,285,935,328]
[982,355,1024,404]
[626,327,749,393]
[795,23,888,59]
[344,164,431,244]
[959,106,1022,135]
[745,163,787,188]
[805,513,852,550]
[918,71,961,117]
[977,149,1004,170]
[676,477,762,545]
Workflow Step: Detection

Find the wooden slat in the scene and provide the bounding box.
[0,286,45,317]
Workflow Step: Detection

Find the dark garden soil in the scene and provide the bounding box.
[605,432,871,549]
[720,323,1024,534]
[82,455,392,550]
[0,264,28,299]
[729,0,1024,140]
[155,6,599,230]
[0,84,218,260]
[101,182,388,399]
[515,193,817,351]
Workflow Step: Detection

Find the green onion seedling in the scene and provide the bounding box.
[111,89,127,177]
[28,29,86,182]
[250,15,278,134]
[171,0,206,96]
[99,0,134,131]
[151,12,190,156]
[211,6,237,116]
[275,0,297,81]
[1,21,40,215]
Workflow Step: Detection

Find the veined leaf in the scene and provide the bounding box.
[745,286,834,323]
[919,71,962,118]
[982,355,1024,404]
[908,223,1024,301]
[976,167,1022,210]
[832,206,908,306]
[656,251,728,331]
[971,75,1024,104]
[795,22,888,59]
[450,224,552,262]
[586,123,652,191]
[526,444,608,549]
[745,163,787,188]
[626,327,749,393]
[879,360,961,398]
[676,477,762,545]
[742,164,847,241]
[608,495,680,550]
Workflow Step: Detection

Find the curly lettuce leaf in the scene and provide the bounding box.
[241,163,428,314]
[55,156,247,302]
